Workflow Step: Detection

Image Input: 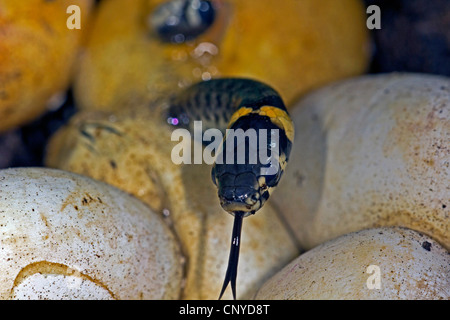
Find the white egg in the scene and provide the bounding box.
[273,73,450,250]
[255,227,450,300]
[0,167,183,299]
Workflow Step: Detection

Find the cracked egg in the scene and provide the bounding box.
[45,108,300,299]
[0,167,183,299]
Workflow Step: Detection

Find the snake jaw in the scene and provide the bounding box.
[218,187,262,215]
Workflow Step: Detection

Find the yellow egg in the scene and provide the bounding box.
[0,0,94,132]
[73,0,370,111]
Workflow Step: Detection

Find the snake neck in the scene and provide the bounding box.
[165,78,287,135]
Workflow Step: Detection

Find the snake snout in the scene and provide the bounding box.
[219,186,261,215]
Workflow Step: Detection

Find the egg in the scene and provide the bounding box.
[0,0,94,132]
[0,167,183,299]
[271,73,450,250]
[255,227,450,300]
[73,0,370,111]
[45,107,300,299]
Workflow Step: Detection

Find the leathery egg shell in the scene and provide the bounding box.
[255,227,450,300]
[45,108,300,299]
[0,168,183,299]
[272,73,450,250]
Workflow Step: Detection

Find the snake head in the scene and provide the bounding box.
[211,117,287,215]
[212,165,278,216]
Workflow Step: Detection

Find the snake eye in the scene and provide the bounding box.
[250,193,259,203]
[149,0,216,43]
[265,173,280,188]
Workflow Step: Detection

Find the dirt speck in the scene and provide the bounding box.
[422,241,432,251]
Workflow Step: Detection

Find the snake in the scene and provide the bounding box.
[166,78,294,299]
[152,0,294,300]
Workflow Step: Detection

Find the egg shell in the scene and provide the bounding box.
[0,0,94,132]
[271,73,450,250]
[46,107,300,299]
[73,0,370,111]
[0,167,183,299]
[255,227,450,300]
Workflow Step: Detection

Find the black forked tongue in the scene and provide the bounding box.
[219,211,245,300]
